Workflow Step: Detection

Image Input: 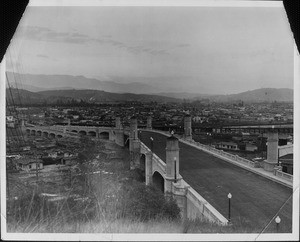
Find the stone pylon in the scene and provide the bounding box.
[129,116,140,168]
[184,114,192,140]
[115,116,122,129]
[147,116,152,129]
[264,132,279,171]
[165,134,180,193]
[114,116,124,146]
[165,133,187,219]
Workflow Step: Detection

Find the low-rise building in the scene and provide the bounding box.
[216,141,239,151]
[16,158,44,172]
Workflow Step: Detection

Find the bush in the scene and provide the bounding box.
[7,191,98,226]
[116,182,180,221]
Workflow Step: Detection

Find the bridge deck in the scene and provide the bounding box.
[140,131,292,232]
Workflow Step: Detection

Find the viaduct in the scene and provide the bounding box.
[23,115,293,225]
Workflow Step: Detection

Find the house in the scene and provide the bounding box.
[245,143,258,152]
[16,158,44,172]
[216,142,239,151]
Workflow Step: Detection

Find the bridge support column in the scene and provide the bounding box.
[145,152,153,185]
[184,115,192,140]
[264,132,278,172]
[147,116,152,130]
[129,116,140,168]
[115,130,124,147]
[129,116,138,152]
[115,117,122,129]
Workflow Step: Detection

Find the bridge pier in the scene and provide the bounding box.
[129,116,140,168]
[147,116,152,130]
[113,118,125,146]
[145,152,153,185]
[115,130,125,146]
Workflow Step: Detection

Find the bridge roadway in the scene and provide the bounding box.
[140,131,292,232]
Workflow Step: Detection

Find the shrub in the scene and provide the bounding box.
[116,182,180,221]
[7,191,98,226]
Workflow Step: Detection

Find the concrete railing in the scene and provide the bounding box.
[185,183,228,225]
[140,141,166,173]
[184,139,256,168]
[274,169,293,182]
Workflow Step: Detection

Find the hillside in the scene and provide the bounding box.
[193,88,293,103]
[6,88,180,105]
[6,72,161,94]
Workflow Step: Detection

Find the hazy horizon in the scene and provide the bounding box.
[6,4,294,95]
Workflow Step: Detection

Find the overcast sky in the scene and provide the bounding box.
[6,4,294,94]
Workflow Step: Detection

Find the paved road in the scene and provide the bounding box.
[140,131,293,232]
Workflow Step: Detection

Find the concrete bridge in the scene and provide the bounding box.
[23,117,130,147]
[213,123,293,136]
[22,115,293,227]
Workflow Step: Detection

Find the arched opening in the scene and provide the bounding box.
[49,133,56,139]
[152,171,164,193]
[31,130,36,136]
[26,129,30,135]
[37,131,42,136]
[99,132,109,140]
[88,131,96,137]
[42,132,48,138]
[71,130,78,133]
[124,134,129,148]
[57,134,63,139]
[79,130,87,136]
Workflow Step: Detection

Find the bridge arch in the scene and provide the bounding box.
[42,131,48,138]
[88,131,97,137]
[57,134,63,139]
[99,131,109,140]
[71,130,78,133]
[26,129,31,135]
[36,130,42,136]
[79,130,87,136]
[49,133,56,139]
[31,130,36,136]
[152,171,164,193]
[124,134,129,148]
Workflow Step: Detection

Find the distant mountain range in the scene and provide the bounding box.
[6,88,180,105]
[201,88,293,103]
[6,72,293,103]
[6,72,162,94]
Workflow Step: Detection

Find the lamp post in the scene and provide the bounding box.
[150,137,154,153]
[275,216,281,232]
[227,193,232,224]
[174,157,177,183]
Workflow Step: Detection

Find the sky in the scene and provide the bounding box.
[6,3,295,94]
